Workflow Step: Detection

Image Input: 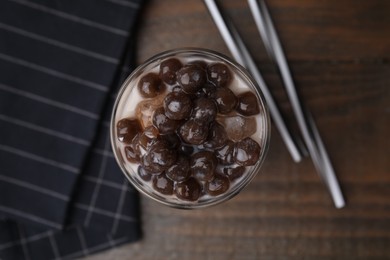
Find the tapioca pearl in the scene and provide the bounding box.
[164,92,193,120]
[159,58,182,84]
[141,140,177,172]
[176,64,207,94]
[140,153,163,173]
[178,119,209,145]
[207,63,232,88]
[175,177,202,201]
[203,121,227,149]
[234,137,261,166]
[166,155,190,182]
[138,73,165,98]
[211,87,237,114]
[236,91,260,116]
[191,97,217,124]
[205,173,230,196]
[190,151,217,181]
[152,173,174,195]
[116,118,142,144]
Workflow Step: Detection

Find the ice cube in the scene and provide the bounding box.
[136,95,164,128]
[217,115,257,142]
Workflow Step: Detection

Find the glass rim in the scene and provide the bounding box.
[110,47,271,209]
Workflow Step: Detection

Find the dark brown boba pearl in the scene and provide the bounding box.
[205,173,230,196]
[124,145,140,163]
[236,92,260,116]
[176,65,206,94]
[191,97,217,123]
[207,63,232,88]
[140,153,163,173]
[159,58,182,84]
[116,118,142,144]
[166,155,190,182]
[152,173,174,195]
[211,87,237,114]
[219,165,245,181]
[141,140,177,172]
[163,92,192,120]
[214,140,235,165]
[137,166,156,182]
[138,73,165,98]
[190,151,217,181]
[152,107,182,135]
[178,119,209,145]
[234,137,261,166]
[175,177,201,201]
[203,122,227,149]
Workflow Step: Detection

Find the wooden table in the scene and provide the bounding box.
[89,0,390,259]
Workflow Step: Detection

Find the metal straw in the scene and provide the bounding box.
[203,0,303,163]
[247,0,345,208]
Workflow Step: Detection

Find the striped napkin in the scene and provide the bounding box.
[0,0,143,259]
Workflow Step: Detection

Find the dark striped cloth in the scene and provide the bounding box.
[0,0,143,259]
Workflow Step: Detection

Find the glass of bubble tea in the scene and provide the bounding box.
[111,48,270,209]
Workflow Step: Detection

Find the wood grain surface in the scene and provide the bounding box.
[88,0,390,259]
